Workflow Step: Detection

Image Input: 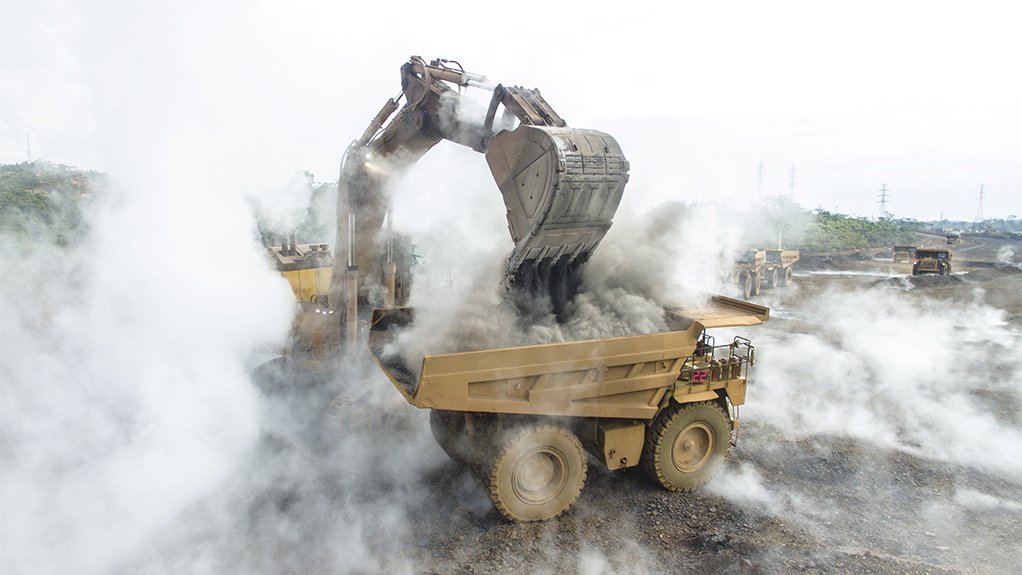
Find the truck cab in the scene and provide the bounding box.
[913,249,952,276]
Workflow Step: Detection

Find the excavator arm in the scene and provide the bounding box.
[329,56,629,340]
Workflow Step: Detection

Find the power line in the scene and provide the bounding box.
[973,184,985,231]
[877,184,891,219]
[788,165,796,198]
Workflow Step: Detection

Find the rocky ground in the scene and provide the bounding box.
[124,234,1022,575]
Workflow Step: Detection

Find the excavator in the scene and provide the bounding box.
[285,56,629,362]
[273,56,769,522]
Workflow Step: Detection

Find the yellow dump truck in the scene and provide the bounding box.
[762,249,799,289]
[892,245,916,263]
[369,296,768,522]
[728,249,799,298]
[729,249,767,298]
[270,236,333,305]
[912,248,952,276]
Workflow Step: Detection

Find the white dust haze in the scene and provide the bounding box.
[706,269,1022,571]
[386,194,752,374]
[5,3,1020,574]
[1,3,303,574]
[753,285,1021,477]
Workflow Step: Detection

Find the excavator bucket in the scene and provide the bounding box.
[485,125,629,277]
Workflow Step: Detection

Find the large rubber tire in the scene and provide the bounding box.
[429,409,465,464]
[752,272,762,296]
[768,268,779,289]
[488,425,587,522]
[741,273,753,299]
[643,401,731,492]
[781,266,793,287]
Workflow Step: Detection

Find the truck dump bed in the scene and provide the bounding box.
[765,249,800,268]
[369,296,768,420]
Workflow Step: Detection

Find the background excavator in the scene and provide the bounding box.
[271,56,769,523]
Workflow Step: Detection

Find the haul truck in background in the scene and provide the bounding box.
[266,56,770,522]
[762,249,799,289]
[892,245,917,263]
[913,248,952,276]
[270,235,333,305]
[728,248,799,298]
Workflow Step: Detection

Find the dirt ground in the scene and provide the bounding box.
[125,234,1022,575]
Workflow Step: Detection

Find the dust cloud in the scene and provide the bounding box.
[6,4,1020,575]
[705,271,1022,571]
[0,162,296,575]
[752,285,1021,476]
[385,200,750,375]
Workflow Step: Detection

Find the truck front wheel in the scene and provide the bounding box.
[643,401,731,492]
[488,424,587,522]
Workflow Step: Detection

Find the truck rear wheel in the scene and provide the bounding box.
[488,424,587,522]
[429,409,466,464]
[768,268,779,289]
[781,266,793,287]
[742,273,753,299]
[643,401,731,492]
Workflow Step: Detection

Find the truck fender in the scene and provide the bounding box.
[672,389,719,404]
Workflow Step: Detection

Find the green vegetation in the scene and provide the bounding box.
[799,210,922,253]
[0,161,106,245]
[736,197,922,254]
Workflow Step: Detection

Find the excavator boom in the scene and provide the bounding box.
[330,56,629,339]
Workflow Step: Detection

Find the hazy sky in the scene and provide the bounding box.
[1,0,1019,221]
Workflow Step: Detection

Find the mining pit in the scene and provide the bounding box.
[123,234,1022,575]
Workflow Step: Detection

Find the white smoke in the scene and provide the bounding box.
[703,266,1022,573]
[1,3,300,574]
[386,200,748,373]
[749,284,1022,477]
[0,173,296,575]
[996,244,1017,266]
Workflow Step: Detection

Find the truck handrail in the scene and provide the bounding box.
[679,336,755,383]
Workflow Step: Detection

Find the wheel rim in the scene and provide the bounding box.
[672,421,714,473]
[512,447,568,505]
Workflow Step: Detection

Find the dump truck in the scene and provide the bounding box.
[762,249,799,289]
[270,234,334,305]
[892,245,916,263]
[912,248,952,276]
[370,296,768,521]
[267,56,769,522]
[729,249,766,299]
[728,248,798,298]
